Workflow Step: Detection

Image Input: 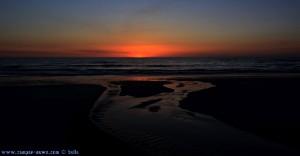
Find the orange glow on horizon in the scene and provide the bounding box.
[100,44,181,58]
[2,42,296,58]
[105,44,230,57]
[118,45,173,58]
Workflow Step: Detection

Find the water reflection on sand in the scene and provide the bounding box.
[91,77,294,155]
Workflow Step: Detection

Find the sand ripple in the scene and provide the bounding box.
[91,79,296,155]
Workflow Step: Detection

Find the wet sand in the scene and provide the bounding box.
[179,77,300,148]
[91,77,300,155]
[0,77,154,155]
[1,75,300,155]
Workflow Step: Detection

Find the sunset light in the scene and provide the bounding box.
[0,0,299,58]
[117,45,173,58]
[1,1,300,155]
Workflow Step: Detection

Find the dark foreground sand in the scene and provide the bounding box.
[0,84,147,155]
[1,75,300,155]
[180,77,300,148]
[91,76,300,155]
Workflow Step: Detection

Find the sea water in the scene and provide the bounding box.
[0,57,299,76]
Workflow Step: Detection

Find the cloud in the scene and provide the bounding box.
[0,49,130,57]
[76,49,130,57]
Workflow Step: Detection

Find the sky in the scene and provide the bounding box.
[0,0,299,57]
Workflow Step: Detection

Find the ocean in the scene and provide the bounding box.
[0,57,299,76]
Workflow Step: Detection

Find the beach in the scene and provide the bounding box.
[0,84,102,151]
[1,0,300,155]
[179,76,300,147]
[0,75,300,155]
[0,77,149,155]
